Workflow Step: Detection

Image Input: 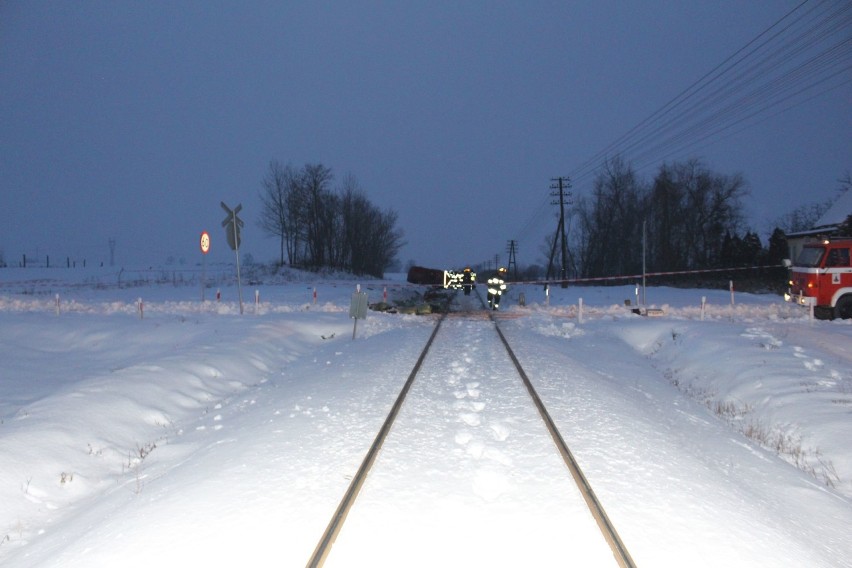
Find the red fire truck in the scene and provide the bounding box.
[785,236,852,319]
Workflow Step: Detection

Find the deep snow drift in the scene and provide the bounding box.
[1,267,850,567]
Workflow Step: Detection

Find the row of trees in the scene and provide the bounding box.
[569,158,754,279]
[491,159,852,289]
[258,161,404,278]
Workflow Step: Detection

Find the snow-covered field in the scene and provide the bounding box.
[1,266,850,567]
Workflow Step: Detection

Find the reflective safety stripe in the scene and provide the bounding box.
[488,276,506,296]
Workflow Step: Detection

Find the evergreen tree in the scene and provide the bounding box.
[766,228,788,265]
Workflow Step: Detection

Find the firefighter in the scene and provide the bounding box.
[462,266,476,296]
[487,267,508,310]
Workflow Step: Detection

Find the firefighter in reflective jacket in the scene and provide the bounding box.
[487,267,508,310]
[462,266,476,296]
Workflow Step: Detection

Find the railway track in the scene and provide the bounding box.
[306,290,636,567]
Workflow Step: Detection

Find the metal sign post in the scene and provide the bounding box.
[200,231,210,301]
[349,284,368,339]
[221,202,245,315]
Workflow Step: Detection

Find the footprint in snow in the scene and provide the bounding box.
[489,421,510,441]
[466,439,485,459]
[460,412,481,427]
[455,430,473,445]
[483,445,513,466]
[453,400,485,414]
[792,346,825,371]
[742,328,782,350]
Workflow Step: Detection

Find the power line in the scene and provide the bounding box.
[567,0,832,187]
[512,0,851,255]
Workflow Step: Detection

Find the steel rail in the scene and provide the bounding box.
[305,308,450,567]
[308,286,635,567]
[488,308,637,568]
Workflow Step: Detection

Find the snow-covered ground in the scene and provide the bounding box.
[1,266,850,567]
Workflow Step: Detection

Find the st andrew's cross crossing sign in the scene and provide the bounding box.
[221,202,244,251]
[220,201,245,314]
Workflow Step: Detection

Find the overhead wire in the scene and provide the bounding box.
[637,72,852,174]
[622,2,851,168]
[573,0,847,187]
[630,38,851,171]
[510,0,852,261]
[565,0,820,188]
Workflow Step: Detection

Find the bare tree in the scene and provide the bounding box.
[647,163,688,271]
[837,170,851,194]
[370,207,405,277]
[574,158,748,278]
[300,163,335,268]
[774,201,831,233]
[339,176,372,273]
[258,161,305,266]
[259,163,404,276]
[339,175,405,277]
[575,156,645,277]
[647,159,748,270]
[771,170,847,235]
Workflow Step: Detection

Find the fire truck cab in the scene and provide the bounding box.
[784,236,852,319]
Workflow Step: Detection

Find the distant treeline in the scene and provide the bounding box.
[531,158,850,291]
[258,161,405,278]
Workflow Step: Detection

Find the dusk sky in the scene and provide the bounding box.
[2,1,849,271]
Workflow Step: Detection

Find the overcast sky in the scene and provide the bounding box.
[1,1,849,271]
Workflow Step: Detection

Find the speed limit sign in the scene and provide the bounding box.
[200,231,211,254]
